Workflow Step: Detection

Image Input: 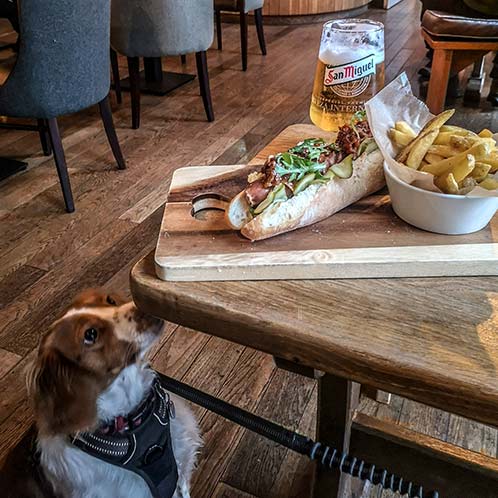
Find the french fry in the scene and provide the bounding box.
[396,110,454,163]
[419,109,455,135]
[478,175,498,190]
[394,121,417,137]
[458,177,477,195]
[479,151,498,173]
[450,135,470,150]
[434,171,459,194]
[421,142,491,176]
[471,162,492,182]
[479,128,494,138]
[427,145,459,157]
[389,110,497,196]
[454,135,495,149]
[424,152,445,164]
[389,128,413,147]
[406,130,438,169]
[434,130,471,145]
[440,125,467,133]
[448,154,475,182]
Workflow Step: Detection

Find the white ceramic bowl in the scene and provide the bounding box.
[384,163,498,235]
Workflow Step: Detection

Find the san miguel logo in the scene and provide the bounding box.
[324,54,376,86]
[323,54,375,98]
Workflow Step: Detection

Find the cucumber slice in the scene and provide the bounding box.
[324,169,336,179]
[365,140,379,154]
[357,138,372,156]
[357,138,378,156]
[253,189,275,214]
[331,155,353,179]
[293,173,317,195]
[253,184,287,214]
[311,179,328,185]
[272,184,288,203]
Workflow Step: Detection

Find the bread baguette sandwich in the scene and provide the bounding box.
[226,112,385,241]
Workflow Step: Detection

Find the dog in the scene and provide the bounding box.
[25,289,202,498]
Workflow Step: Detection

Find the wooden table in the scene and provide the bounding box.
[131,135,498,498]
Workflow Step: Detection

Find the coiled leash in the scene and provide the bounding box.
[156,371,440,498]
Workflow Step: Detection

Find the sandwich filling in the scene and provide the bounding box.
[245,112,378,215]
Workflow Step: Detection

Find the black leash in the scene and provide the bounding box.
[156,371,440,498]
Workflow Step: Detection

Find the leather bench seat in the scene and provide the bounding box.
[422,10,498,40]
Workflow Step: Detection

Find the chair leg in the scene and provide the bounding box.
[46,118,75,213]
[195,51,215,122]
[215,9,222,50]
[110,48,122,105]
[254,8,266,56]
[180,54,187,65]
[127,56,141,129]
[240,9,248,71]
[426,48,452,114]
[464,56,485,107]
[487,53,498,107]
[37,119,51,156]
[98,96,126,170]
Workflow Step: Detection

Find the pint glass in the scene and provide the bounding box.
[310,19,384,131]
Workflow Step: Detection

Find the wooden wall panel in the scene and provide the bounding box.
[262,0,371,16]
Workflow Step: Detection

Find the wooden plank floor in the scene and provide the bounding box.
[0,1,497,496]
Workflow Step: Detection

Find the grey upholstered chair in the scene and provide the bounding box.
[111,0,215,129]
[0,0,125,213]
[215,0,266,71]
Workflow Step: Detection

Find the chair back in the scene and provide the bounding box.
[0,0,110,119]
[111,0,213,58]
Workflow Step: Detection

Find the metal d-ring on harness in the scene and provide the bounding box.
[156,371,440,498]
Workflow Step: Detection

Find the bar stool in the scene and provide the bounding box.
[421,10,498,113]
[214,0,267,71]
[111,0,215,129]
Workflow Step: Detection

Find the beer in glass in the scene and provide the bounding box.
[310,19,384,131]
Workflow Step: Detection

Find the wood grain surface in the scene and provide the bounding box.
[132,251,498,427]
[155,124,497,281]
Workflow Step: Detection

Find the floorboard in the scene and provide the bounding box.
[0,1,496,496]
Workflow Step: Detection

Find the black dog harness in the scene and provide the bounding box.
[72,378,178,498]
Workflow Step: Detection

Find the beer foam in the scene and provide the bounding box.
[319,46,384,66]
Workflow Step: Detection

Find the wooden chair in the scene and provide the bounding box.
[421,10,498,114]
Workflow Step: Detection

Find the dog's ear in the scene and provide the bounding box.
[27,344,100,436]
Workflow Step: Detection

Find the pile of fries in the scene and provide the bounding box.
[389,109,498,195]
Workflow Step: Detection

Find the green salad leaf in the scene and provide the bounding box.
[274,151,328,182]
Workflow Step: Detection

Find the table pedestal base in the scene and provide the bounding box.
[119,57,195,96]
[0,158,27,182]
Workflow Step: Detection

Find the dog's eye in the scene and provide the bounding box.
[106,295,117,306]
[84,328,98,345]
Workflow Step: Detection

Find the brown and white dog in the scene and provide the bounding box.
[26,289,201,498]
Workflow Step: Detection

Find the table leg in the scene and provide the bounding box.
[313,374,360,498]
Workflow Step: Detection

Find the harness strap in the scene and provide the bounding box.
[72,378,178,498]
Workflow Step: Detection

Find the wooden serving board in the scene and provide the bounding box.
[155,124,498,281]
